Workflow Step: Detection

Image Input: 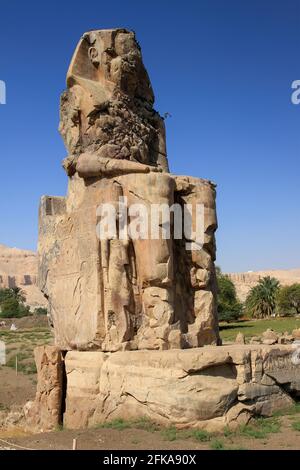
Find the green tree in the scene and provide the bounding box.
[0,297,29,318]
[0,288,15,304]
[276,284,300,316]
[0,297,20,317]
[216,268,242,322]
[34,307,48,316]
[0,287,30,318]
[11,287,26,303]
[245,276,280,319]
[0,287,25,304]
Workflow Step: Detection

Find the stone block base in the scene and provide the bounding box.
[27,344,300,433]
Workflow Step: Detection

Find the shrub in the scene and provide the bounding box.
[34,307,48,316]
[216,268,242,322]
[276,284,300,316]
[0,287,30,318]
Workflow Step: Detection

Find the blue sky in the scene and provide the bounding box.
[0,0,299,272]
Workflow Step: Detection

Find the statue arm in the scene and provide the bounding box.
[76,152,159,178]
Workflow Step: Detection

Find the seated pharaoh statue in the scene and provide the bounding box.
[38,29,220,351]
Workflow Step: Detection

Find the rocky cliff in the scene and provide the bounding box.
[227,269,300,301]
[0,244,47,309]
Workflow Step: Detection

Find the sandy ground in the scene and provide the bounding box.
[0,367,36,408]
[0,316,48,329]
[0,416,300,451]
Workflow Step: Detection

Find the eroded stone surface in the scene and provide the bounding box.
[64,351,107,429]
[24,346,63,432]
[62,344,300,431]
[38,29,219,351]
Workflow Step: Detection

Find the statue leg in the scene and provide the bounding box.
[98,180,135,351]
[120,173,176,350]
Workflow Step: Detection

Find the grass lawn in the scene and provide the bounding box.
[0,328,52,374]
[219,317,300,342]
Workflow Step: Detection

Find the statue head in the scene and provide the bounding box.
[60,29,168,173]
[66,29,154,103]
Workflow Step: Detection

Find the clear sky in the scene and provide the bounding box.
[0,0,299,272]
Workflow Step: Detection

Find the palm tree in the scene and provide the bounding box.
[11,287,26,303]
[245,276,280,319]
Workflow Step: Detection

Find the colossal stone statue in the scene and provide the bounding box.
[25,30,299,435]
[38,29,220,352]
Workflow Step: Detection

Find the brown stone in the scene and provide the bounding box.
[262,329,279,342]
[235,332,246,344]
[292,329,300,339]
[64,351,107,429]
[262,338,278,345]
[62,344,300,431]
[24,346,64,432]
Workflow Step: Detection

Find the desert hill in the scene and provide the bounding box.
[0,243,46,309]
[227,269,300,301]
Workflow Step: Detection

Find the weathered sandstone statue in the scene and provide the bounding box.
[38,29,220,352]
[25,29,300,434]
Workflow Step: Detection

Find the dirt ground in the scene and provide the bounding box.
[0,316,49,329]
[0,367,36,408]
[0,413,300,451]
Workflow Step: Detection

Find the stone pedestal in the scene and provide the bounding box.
[26,344,300,433]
